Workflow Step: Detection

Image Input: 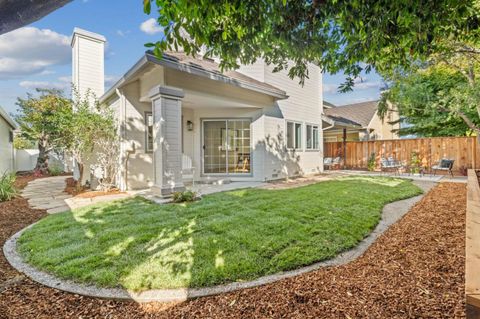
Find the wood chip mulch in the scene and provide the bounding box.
[64,176,124,198]
[0,182,466,318]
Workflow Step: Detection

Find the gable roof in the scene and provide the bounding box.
[324,100,378,128]
[101,51,288,103]
[323,100,336,109]
[0,106,16,129]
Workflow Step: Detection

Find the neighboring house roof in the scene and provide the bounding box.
[323,100,378,128]
[101,51,288,103]
[0,106,16,129]
[323,100,336,109]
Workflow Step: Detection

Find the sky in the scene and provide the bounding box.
[0,0,385,116]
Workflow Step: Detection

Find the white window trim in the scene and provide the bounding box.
[286,120,304,151]
[305,123,320,151]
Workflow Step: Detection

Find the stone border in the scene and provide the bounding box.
[3,181,434,303]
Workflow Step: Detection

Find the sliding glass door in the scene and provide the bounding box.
[203,119,251,175]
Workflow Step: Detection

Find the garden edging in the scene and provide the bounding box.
[3,180,434,303]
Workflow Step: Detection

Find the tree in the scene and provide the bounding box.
[379,65,480,137]
[14,89,71,174]
[13,135,36,150]
[143,0,480,86]
[59,91,117,189]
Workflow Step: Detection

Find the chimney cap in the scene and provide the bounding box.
[71,27,106,47]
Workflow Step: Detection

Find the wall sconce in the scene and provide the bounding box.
[186,120,194,131]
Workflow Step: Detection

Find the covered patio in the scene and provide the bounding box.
[105,51,288,195]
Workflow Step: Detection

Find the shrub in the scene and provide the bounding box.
[410,151,421,174]
[48,164,64,176]
[0,172,17,202]
[172,190,197,203]
[367,152,376,171]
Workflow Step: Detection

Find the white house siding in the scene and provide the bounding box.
[108,61,323,188]
[238,61,324,178]
[117,80,156,189]
[237,59,265,83]
[0,116,14,174]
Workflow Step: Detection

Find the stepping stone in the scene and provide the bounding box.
[47,206,71,214]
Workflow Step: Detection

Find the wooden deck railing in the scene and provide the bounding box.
[467,169,480,318]
[324,137,480,172]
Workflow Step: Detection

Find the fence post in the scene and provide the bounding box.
[342,128,347,169]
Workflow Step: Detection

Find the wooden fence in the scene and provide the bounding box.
[324,136,480,172]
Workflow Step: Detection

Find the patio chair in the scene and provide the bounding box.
[381,157,403,175]
[182,154,196,185]
[323,157,333,170]
[432,158,454,177]
[324,157,342,170]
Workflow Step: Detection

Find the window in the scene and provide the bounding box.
[306,124,319,150]
[145,112,153,152]
[286,121,302,149]
[8,130,13,143]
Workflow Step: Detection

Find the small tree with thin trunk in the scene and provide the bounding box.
[14,89,71,174]
[59,90,117,189]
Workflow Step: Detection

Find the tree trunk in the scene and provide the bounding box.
[35,139,49,174]
[76,161,84,191]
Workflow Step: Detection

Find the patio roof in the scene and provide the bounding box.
[100,51,288,103]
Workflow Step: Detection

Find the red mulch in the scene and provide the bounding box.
[0,183,466,318]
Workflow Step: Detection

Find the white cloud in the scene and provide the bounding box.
[19,76,71,91]
[20,75,120,92]
[104,75,119,88]
[140,18,163,35]
[323,83,339,94]
[0,27,70,79]
[116,30,130,37]
[324,77,383,95]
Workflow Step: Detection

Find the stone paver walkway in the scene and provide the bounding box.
[21,176,72,214]
[21,176,132,214]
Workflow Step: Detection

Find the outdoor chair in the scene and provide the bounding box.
[324,157,342,170]
[432,158,454,177]
[381,157,403,175]
[182,154,196,185]
[323,157,333,170]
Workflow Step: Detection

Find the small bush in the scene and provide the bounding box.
[0,172,18,202]
[367,152,376,171]
[172,190,197,203]
[48,164,64,176]
[410,151,421,174]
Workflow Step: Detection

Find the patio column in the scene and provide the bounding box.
[149,85,185,197]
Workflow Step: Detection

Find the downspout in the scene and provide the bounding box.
[322,123,334,131]
[117,88,129,191]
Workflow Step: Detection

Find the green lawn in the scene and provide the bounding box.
[18,176,422,291]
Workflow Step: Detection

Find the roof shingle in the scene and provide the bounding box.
[324,100,378,128]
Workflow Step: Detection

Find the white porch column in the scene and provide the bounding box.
[149,86,186,197]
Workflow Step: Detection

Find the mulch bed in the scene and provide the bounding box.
[64,177,125,198]
[0,183,466,318]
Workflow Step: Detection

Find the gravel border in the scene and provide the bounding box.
[3,181,435,303]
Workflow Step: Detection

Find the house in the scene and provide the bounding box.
[323,100,400,142]
[71,28,324,195]
[0,106,16,174]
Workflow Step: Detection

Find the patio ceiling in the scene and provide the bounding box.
[182,89,267,109]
